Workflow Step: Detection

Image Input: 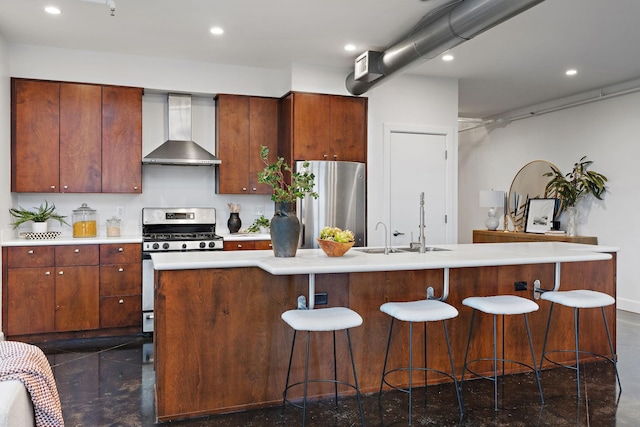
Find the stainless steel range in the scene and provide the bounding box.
[142,207,223,332]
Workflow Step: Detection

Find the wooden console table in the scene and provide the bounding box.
[473,229,598,245]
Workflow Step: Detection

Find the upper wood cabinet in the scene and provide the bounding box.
[216,94,278,194]
[11,78,142,193]
[102,86,143,193]
[279,92,367,163]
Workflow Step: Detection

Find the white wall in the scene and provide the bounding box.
[459,91,640,313]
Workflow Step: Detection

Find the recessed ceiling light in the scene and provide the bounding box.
[210,27,224,35]
[344,44,356,52]
[45,6,61,15]
[442,54,454,61]
[566,69,578,76]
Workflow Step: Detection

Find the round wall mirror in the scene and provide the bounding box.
[508,160,559,232]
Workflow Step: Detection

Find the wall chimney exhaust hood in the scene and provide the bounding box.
[143,93,221,166]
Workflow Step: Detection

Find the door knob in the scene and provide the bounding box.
[393,230,405,236]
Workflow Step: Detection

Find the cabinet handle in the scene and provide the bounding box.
[237,244,243,248]
[50,185,56,189]
[118,247,124,252]
[119,299,124,304]
[45,271,51,276]
[323,154,328,159]
[333,154,337,160]
[242,187,247,191]
[269,243,273,248]
[63,185,68,189]
[28,250,34,254]
[75,249,80,253]
[252,187,257,191]
[58,271,64,275]
[134,186,139,190]
[119,267,124,272]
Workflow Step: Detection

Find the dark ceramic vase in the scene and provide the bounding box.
[270,202,300,257]
[227,212,241,233]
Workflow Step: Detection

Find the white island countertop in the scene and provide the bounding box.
[151,242,617,275]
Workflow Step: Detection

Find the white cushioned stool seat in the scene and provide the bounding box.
[380,299,458,322]
[541,289,615,308]
[281,307,363,331]
[463,295,539,315]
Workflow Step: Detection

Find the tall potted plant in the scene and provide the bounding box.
[258,146,318,257]
[544,156,607,236]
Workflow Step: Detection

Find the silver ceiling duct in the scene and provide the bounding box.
[346,0,545,95]
[143,93,221,166]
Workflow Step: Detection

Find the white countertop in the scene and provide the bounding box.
[217,232,271,241]
[150,242,616,275]
[1,235,143,246]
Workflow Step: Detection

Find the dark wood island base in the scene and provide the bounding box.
[154,256,616,422]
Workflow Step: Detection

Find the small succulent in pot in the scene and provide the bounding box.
[9,201,69,228]
[319,226,355,243]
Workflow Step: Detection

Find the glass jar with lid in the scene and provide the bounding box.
[106,216,121,237]
[73,203,97,238]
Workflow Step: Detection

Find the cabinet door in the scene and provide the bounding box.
[329,96,367,162]
[55,266,100,332]
[6,268,55,336]
[216,95,250,193]
[102,86,143,193]
[100,243,141,264]
[55,244,100,266]
[254,240,273,250]
[11,79,60,192]
[100,263,142,296]
[249,97,278,194]
[7,246,54,268]
[291,93,331,161]
[59,83,102,192]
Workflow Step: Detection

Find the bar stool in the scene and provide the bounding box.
[281,306,365,427]
[379,299,463,424]
[461,295,544,411]
[539,289,621,397]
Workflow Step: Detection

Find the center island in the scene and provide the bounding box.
[150,242,617,422]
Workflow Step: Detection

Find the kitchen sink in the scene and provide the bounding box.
[397,246,450,252]
[355,247,403,254]
[355,246,450,254]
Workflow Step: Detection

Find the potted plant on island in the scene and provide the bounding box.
[544,156,608,236]
[257,146,318,257]
[9,201,69,233]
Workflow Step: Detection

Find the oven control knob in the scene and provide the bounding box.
[152,243,160,250]
[209,242,216,248]
[182,243,187,249]
[199,241,206,248]
[163,243,170,250]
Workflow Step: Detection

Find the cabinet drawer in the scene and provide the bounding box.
[100,243,141,264]
[100,263,142,296]
[55,245,99,266]
[6,246,54,268]
[223,240,255,251]
[254,240,272,250]
[100,295,142,328]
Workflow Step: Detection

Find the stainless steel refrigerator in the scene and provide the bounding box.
[296,160,366,248]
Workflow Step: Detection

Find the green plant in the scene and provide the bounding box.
[246,215,270,233]
[9,201,69,228]
[544,156,608,210]
[257,146,319,203]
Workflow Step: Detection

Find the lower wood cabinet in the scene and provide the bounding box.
[2,243,141,340]
[223,239,272,251]
[472,229,598,244]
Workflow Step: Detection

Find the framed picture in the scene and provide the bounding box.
[525,198,557,233]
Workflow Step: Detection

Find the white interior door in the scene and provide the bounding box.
[386,127,452,246]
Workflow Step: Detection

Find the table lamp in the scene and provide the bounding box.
[479,190,505,231]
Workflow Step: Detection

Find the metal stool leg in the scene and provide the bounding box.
[461,309,477,386]
[493,314,498,411]
[574,307,581,398]
[601,307,622,391]
[443,319,464,416]
[379,318,395,399]
[333,330,338,407]
[302,331,310,427]
[408,321,414,424]
[346,329,366,427]
[523,313,544,405]
[539,303,555,370]
[282,330,297,416]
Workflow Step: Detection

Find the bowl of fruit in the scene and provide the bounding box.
[317,227,355,257]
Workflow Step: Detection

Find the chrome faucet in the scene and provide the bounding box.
[410,192,427,253]
[375,222,389,255]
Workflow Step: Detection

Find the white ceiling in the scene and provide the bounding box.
[1,0,639,119]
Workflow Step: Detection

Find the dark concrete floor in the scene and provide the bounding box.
[37,310,639,426]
